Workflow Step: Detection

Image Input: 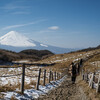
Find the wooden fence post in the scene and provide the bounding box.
[60,73,61,79]
[84,73,88,82]
[49,71,51,83]
[43,69,46,86]
[57,73,59,80]
[36,68,41,90]
[58,74,60,79]
[21,64,25,94]
[89,73,94,88]
[51,71,53,81]
[86,73,88,82]
[96,74,100,93]
[82,69,84,76]
[54,72,56,81]
[82,72,84,80]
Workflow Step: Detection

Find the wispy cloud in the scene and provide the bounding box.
[0,4,29,10]
[0,1,30,10]
[2,19,47,30]
[48,26,59,30]
[12,11,30,15]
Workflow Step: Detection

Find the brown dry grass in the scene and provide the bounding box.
[0,83,20,92]
[10,96,18,100]
[88,53,100,62]
[83,52,100,72]
[78,77,100,100]
[0,49,100,99]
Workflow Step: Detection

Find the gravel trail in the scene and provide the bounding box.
[36,76,88,100]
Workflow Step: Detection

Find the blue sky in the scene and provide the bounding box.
[0,0,100,48]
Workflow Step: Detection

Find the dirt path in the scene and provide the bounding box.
[36,76,88,100]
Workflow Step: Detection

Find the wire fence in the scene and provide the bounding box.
[0,64,63,94]
[82,69,100,93]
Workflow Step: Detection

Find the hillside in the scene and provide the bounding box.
[0,47,100,99]
[0,49,54,63]
[76,45,100,52]
[20,49,54,59]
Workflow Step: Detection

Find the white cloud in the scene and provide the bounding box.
[48,26,59,30]
[2,19,47,30]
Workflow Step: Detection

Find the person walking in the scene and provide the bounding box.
[80,59,83,66]
[71,62,77,84]
[80,59,83,75]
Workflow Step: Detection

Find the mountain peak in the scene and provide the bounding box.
[0,31,19,39]
[6,31,19,36]
[0,31,36,47]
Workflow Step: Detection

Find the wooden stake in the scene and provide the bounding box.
[36,68,41,90]
[21,64,25,94]
[43,69,46,86]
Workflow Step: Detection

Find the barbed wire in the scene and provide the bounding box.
[25,75,38,78]
[0,66,21,68]
[26,67,39,71]
[0,73,22,77]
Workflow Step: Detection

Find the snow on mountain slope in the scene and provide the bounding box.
[0,31,36,47]
[0,31,75,54]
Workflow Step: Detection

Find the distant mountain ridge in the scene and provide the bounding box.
[76,45,100,52]
[0,31,75,54]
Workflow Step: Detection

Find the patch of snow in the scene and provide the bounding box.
[14,60,29,63]
[2,75,67,100]
[40,44,48,47]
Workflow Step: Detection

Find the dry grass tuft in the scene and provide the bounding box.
[0,86,14,92]
[11,96,17,100]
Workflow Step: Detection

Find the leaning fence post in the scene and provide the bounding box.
[36,68,41,90]
[43,69,46,86]
[96,74,100,93]
[21,64,25,94]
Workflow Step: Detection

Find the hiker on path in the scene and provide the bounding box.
[80,59,83,66]
[70,62,77,84]
[80,59,83,74]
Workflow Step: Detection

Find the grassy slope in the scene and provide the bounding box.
[0,49,54,62]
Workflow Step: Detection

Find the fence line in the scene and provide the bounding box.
[0,64,63,94]
[82,70,100,93]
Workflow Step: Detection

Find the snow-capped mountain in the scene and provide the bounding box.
[0,31,75,54]
[0,31,36,47]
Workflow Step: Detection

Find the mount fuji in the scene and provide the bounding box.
[0,31,75,54]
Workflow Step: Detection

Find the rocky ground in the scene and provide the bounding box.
[36,75,89,100]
